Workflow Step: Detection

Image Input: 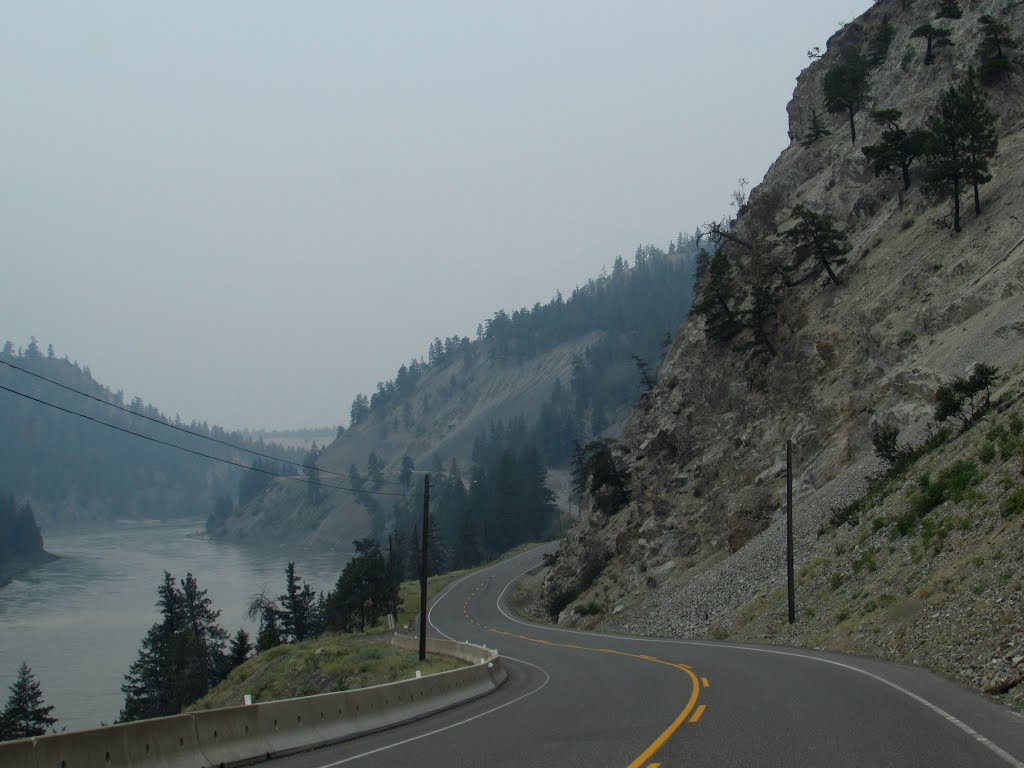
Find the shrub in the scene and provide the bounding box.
[574,601,604,617]
[978,442,996,464]
[1002,488,1024,518]
[934,364,999,429]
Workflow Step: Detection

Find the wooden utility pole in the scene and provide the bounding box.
[786,440,796,624]
[388,534,396,622]
[419,473,430,661]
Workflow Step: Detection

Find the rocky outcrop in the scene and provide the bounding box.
[540,0,1024,710]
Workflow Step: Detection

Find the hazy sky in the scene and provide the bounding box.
[2,1,871,429]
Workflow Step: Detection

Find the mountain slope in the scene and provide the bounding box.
[215,246,697,549]
[0,341,304,525]
[536,0,1024,711]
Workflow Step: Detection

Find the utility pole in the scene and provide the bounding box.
[419,473,430,661]
[388,534,396,622]
[786,440,796,624]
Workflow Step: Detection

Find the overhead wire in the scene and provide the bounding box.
[0,358,409,487]
[0,382,412,498]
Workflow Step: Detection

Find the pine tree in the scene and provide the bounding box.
[399,456,414,488]
[823,51,871,145]
[278,562,318,642]
[255,606,282,653]
[977,15,1017,84]
[957,70,999,216]
[783,206,850,286]
[923,71,998,232]
[801,109,832,147]
[862,109,927,191]
[868,15,896,66]
[227,630,253,670]
[120,572,209,721]
[1,662,57,739]
[936,0,962,20]
[179,573,229,687]
[911,24,954,65]
[691,249,742,342]
[304,443,322,504]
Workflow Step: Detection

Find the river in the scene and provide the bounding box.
[0,520,350,731]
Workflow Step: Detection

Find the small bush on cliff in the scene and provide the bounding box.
[571,439,631,516]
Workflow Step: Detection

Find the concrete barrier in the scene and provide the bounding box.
[192,705,271,768]
[0,637,506,768]
[0,736,38,768]
[30,714,202,768]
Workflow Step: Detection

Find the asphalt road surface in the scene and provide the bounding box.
[269,544,1024,767]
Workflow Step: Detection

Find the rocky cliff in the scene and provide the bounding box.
[538,0,1024,711]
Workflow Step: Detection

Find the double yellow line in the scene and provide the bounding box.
[461,584,709,767]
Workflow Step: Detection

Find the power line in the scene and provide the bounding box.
[0,382,411,498]
[0,358,408,487]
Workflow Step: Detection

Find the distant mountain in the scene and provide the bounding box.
[211,240,698,550]
[0,340,305,525]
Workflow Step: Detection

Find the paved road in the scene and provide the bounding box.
[271,544,1024,767]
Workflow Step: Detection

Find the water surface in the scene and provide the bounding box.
[0,520,349,730]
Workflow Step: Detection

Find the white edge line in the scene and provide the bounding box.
[313,655,550,768]
[310,548,551,768]
[492,556,1024,768]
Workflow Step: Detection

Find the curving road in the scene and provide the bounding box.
[268,544,1024,767]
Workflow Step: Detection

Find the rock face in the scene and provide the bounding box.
[540,0,1024,710]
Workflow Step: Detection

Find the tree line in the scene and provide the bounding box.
[0,340,305,521]
[345,241,697,433]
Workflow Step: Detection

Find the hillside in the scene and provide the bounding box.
[0,340,305,525]
[534,0,1024,712]
[212,246,697,550]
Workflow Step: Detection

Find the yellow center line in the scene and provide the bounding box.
[482,625,704,767]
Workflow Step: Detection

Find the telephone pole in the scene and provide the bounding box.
[419,473,430,661]
[786,440,796,624]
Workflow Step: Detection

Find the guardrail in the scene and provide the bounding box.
[1,637,506,768]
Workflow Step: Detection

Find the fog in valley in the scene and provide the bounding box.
[2,1,870,429]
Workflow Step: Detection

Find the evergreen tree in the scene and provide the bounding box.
[1,662,57,739]
[862,109,927,191]
[226,629,253,670]
[783,206,850,286]
[304,443,322,504]
[179,573,229,687]
[957,70,999,216]
[255,604,282,653]
[452,511,483,569]
[936,0,962,20]
[801,109,832,147]
[977,15,1017,84]
[120,572,212,721]
[399,456,414,488]
[868,15,896,66]
[367,451,383,486]
[691,249,742,342]
[323,539,393,632]
[743,273,780,359]
[923,71,998,231]
[278,563,319,643]
[911,23,953,65]
[823,51,871,145]
[407,524,422,581]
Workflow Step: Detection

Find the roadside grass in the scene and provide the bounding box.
[189,541,546,710]
[187,632,464,710]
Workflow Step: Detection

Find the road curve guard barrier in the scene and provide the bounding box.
[1,637,507,768]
